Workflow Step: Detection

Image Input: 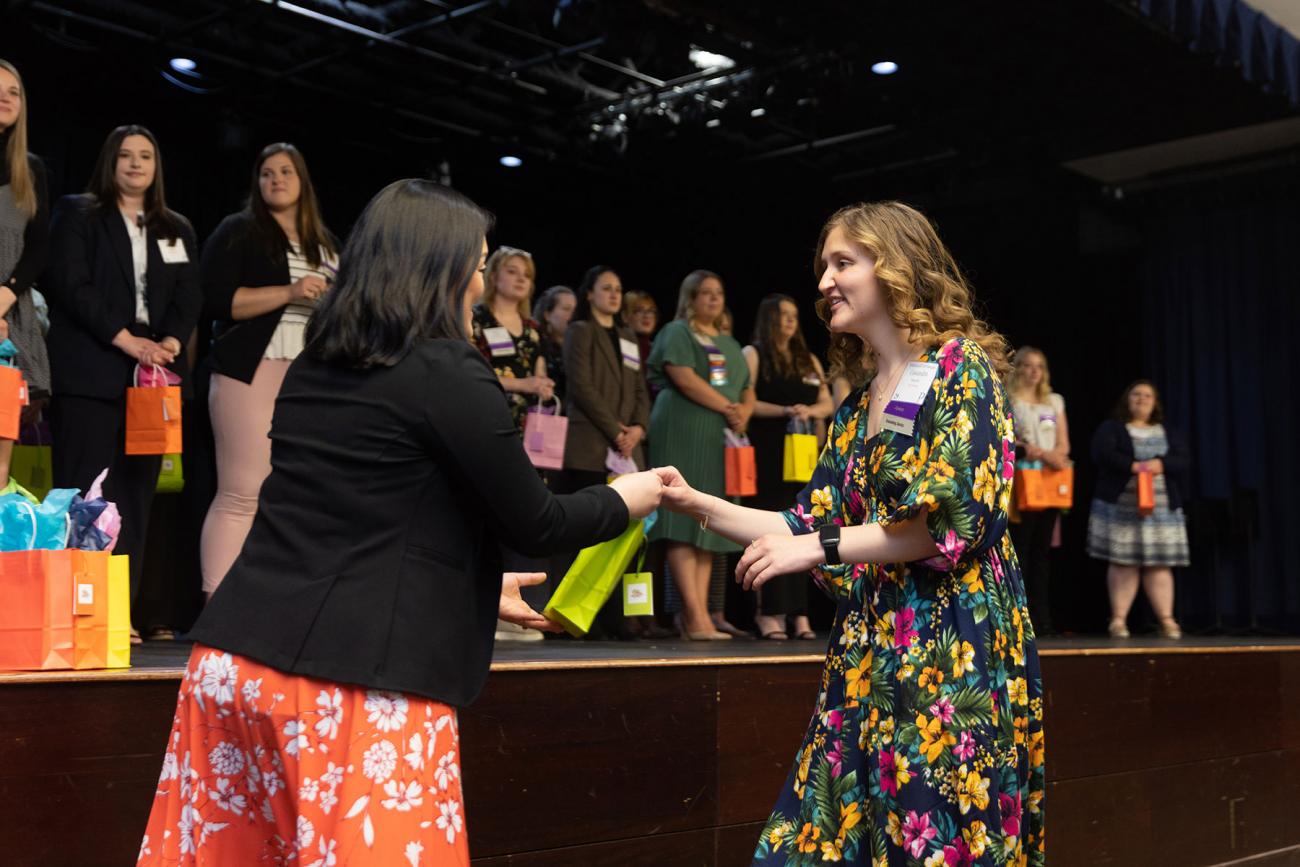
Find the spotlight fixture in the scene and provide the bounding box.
[499,155,523,168]
[706,118,722,128]
[688,46,736,71]
[871,61,899,75]
[169,57,198,73]
[750,107,766,118]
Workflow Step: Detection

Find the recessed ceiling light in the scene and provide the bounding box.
[871,61,899,75]
[169,57,197,72]
[750,107,766,118]
[499,155,523,168]
[689,46,736,71]
[706,118,722,128]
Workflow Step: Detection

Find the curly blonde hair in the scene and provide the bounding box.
[814,201,1010,386]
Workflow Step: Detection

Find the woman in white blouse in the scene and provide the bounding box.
[1008,346,1070,635]
[199,143,338,597]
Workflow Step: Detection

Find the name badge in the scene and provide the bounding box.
[880,362,940,438]
[802,373,823,386]
[707,351,728,387]
[158,239,189,264]
[619,337,641,371]
[483,326,516,357]
[1038,413,1057,428]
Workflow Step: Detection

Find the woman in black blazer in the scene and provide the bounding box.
[199,142,338,597]
[139,180,663,865]
[44,125,200,639]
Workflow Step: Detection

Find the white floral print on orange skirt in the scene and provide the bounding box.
[138,645,469,866]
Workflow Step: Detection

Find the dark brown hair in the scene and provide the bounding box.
[248,142,336,268]
[305,180,493,368]
[1113,379,1165,424]
[86,124,183,239]
[751,293,815,382]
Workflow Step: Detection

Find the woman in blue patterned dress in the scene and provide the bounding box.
[1087,379,1190,639]
[657,202,1045,866]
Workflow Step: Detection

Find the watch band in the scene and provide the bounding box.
[819,524,842,566]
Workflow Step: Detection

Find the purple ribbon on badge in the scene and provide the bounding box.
[884,400,922,422]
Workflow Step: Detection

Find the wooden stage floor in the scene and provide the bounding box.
[3,635,1299,866]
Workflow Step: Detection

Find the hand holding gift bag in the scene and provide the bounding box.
[522,397,567,470]
[125,363,182,455]
[724,429,757,497]
[1137,469,1156,516]
[782,418,819,483]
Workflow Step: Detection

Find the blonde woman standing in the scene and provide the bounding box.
[470,246,552,433]
[1008,346,1070,635]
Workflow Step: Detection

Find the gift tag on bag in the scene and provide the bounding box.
[622,572,654,616]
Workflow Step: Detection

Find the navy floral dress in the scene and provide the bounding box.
[755,337,1046,866]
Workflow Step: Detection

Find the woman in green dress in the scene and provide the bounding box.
[657,202,1045,865]
[647,269,755,640]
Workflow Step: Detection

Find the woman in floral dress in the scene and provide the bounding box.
[658,201,1045,866]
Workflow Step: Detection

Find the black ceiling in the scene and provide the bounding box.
[5,0,1295,187]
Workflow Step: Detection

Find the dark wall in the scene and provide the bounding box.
[5,15,1291,634]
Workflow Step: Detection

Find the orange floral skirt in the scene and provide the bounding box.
[138,645,469,866]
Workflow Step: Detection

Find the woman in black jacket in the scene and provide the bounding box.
[138,180,663,866]
[1087,379,1191,638]
[44,125,201,641]
[199,143,338,597]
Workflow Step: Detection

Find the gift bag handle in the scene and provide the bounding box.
[786,417,815,436]
[534,396,562,416]
[133,362,169,388]
[15,499,38,550]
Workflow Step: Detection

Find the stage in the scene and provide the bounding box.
[3,636,1299,866]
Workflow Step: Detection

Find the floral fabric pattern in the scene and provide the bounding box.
[139,646,469,867]
[756,337,1046,866]
[470,303,544,433]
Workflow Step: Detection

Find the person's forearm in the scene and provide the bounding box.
[500,376,531,394]
[838,516,938,565]
[695,493,794,543]
[231,285,292,321]
[0,285,16,318]
[808,393,834,419]
[753,399,788,418]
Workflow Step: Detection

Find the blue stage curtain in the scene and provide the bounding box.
[1139,0,1300,106]
[1138,166,1300,631]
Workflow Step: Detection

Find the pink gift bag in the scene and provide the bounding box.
[523,399,567,470]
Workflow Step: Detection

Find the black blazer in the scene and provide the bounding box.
[1090,418,1191,510]
[201,210,300,383]
[44,194,201,400]
[190,339,630,706]
[562,320,650,473]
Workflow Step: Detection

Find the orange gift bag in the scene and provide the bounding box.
[70,550,114,670]
[125,364,182,455]
[1137,470,1156,517]
[0,354,29,441]
[1015,465,1074,511]
[0,550,75,670]
[724,431,757,497]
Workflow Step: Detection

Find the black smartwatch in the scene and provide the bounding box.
[819,524,842,565]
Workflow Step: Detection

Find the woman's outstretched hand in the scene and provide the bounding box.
[500,573,563,633]
[735,533,823,591]
[653,465,703,515]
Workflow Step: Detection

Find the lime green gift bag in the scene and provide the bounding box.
[543,518,647,637]
[156,453,184,494]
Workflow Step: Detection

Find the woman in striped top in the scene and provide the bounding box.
[199,142,338,597]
